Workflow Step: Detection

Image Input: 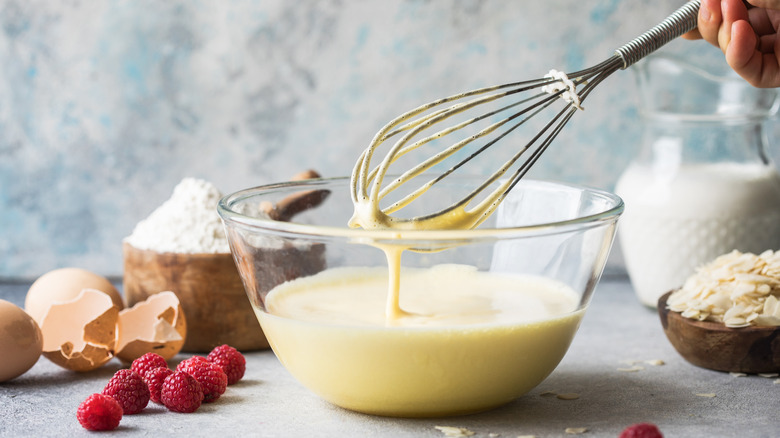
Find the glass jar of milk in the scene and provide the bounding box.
[616,53,780,307]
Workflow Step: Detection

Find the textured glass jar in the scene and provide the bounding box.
[616,54,780,307]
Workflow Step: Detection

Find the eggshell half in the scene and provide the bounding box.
[25,268,124,324]
[39,289,119,372]
[0,300,43,382]
[115,291,186,362]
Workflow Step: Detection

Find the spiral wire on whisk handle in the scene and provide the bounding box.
[614,0,701,69]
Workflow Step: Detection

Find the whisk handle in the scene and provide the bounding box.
[614,0,701,69]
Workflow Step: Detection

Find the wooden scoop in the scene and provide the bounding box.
[658,291,780,374]
[260,170,330,222]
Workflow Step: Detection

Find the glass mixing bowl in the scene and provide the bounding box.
[218,176,623,417]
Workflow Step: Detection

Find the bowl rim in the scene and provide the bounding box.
[217,176,624,240]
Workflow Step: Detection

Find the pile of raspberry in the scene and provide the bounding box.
[76,344,246,431]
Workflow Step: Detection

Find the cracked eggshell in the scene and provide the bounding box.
[40,289,119,372]
[115,291,186,362]
[25,267,124,325]
[0,299,43,382]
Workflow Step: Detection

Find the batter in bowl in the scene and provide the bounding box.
[257,264,583,417]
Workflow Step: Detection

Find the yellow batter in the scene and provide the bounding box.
[257,264,583,417]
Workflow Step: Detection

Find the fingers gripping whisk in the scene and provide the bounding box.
[350,1,701,231]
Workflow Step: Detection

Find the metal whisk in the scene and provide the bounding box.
[350,0,701,230]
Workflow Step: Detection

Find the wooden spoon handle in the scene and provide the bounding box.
[262,170,330,222]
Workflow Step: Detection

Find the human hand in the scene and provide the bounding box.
[683,0,780,88]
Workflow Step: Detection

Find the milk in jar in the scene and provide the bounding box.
[616,53,780,307]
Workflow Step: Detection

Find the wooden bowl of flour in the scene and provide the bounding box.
[123,243,269,352]
[123,171,326,352]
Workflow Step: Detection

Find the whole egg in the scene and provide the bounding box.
[0,299,43,382]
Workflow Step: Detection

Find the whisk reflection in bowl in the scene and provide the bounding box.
[350,0,701,231]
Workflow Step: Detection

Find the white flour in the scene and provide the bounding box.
[124,178,230,254]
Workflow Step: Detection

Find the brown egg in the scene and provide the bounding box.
[0,299,43,382]
[115,291,186,362]
[24,267,124,324]
[39,289,120,372]
[24,268,190,371]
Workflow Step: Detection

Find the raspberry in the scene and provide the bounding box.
[179,355,208,366]
[175,356,207,373]
[207,344,246,385]
[619,423,663,438]
[144,366,174,404]
[101,369,150,415]
[77,393,123,431]
[161,371,204,413]
[131,352,168,379]
[177,356,228,403]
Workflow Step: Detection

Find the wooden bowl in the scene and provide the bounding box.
[658,291,780,373]
[123,242,269,352]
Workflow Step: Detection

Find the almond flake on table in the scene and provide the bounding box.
[730,372,747,377]
[644,359,665,366]
[564,427,588,434]
[517,435,537,438]
[758,373,779,378]
[434,426,475,437]
[617,365,644,372]
[774,379,780,384]
[556,393,580,400]
[695,393,716,398]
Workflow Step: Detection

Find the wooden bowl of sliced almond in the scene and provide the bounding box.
[657,250,780,374]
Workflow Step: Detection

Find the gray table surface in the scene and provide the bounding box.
[1,276,778,438]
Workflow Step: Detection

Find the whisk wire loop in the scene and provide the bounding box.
[381,89,564,216]
[378,90,561,205]
[350,1,702,229]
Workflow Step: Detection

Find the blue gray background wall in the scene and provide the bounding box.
[0,0,774,279]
